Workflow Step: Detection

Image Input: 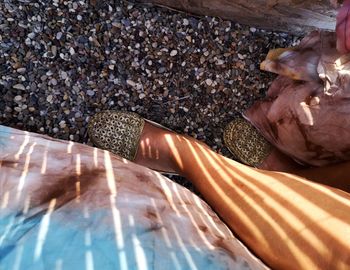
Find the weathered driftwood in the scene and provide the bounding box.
[0,125,268,269]
[137,0,337,34]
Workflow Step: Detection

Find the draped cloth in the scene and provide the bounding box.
[0,125,267,270]
[245,31,350,167]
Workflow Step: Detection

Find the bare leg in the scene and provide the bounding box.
[257,149,350,192]
[293,162,350,193]
[258,146,304,172]
[134,123,178,173]
[135,123,350,270]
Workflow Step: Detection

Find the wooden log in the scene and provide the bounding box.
[0,125,269,269]
[137,0,337,34]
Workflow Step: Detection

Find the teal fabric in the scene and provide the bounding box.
[0,208,234,270]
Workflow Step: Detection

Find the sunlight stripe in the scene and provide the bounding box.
[34,199,56,261]
[104,150,128,270]
[17,142,36,199]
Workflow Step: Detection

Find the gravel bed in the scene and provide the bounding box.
[0,0,299,188]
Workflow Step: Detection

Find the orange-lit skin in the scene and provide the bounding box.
[135,122,350,270]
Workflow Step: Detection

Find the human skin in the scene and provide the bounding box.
[136,122,350,270]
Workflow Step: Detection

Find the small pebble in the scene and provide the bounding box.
[238,53,245,60]
[13,84,26,90]
[170,50,178,57]
[47,95,53,103]
[59,120,66,128]
[28,33,35,39]
[51,46,57,56]
[50,78,58,86]
[14,95,22,102]
[250,27,257,32]
[17,68,26,74]
[56,32,63,40]
[87,90,95,96]
[127,80,136,87]
[61,71,68,79]
[205,79,213,86]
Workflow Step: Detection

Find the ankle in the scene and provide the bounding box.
[164,132,210,175]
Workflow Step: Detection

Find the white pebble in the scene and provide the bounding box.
[139,93,146,99]
[127,80,136,87]
[59,121,66,128]
[14,95,22,102]
[77,15,82,21]
[170,50,178,57]
[47,95,53,103]
[205,79,213,86]
[50,78,57,86]
[69,47,75,55]
[13,84,25,90]
[51,45,57,56]
[17,68,26,74]
[56,32,63,40]
[183,19,189,26]
[250,27,257,33]
[87,90,95,96]
[27,32,35,39]
[61,71,68,79]
[216,59,224,65]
